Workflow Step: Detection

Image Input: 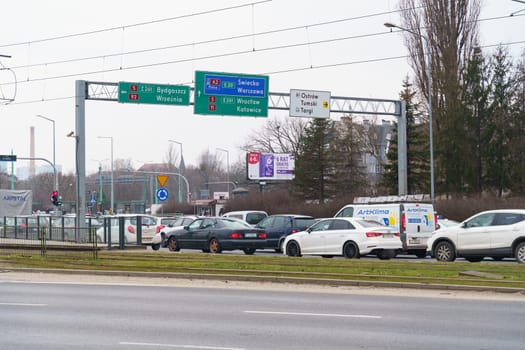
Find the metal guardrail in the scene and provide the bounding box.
[0,215,147,257]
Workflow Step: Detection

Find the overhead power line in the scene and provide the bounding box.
[7,35,525,106]
[8,8,414,70]
[0,0,272,48]
[5,10,524,73]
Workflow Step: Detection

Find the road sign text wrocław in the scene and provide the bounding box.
[194,71,269,117]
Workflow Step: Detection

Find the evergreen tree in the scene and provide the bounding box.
[331,117,368,196]
[462,46,491,195]
[509,50,525,194]
[381,78,429,195]
[485,46,515,196]
[293,119,336,204]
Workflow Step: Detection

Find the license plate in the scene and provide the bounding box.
[409,238,420,244]
[245,233,257,238]
[383,233,394,238]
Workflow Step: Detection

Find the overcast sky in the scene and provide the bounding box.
[1,0,523,176]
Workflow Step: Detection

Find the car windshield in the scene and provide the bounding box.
[295,218,316,228]
[161,218,176,226]
[246,213,267,225]
[221,219,252,229]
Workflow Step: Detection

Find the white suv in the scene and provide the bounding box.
[427,209,525,263]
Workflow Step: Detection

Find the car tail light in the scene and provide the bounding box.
[156,224,165,233]
[434,214,439,230]
[229,232,243,239]
[366,232,382,237]
[291,229,298,234]
[258,232,267,239]
[128,225,135,234]
[401,213,406,232]
[394,232,400,237]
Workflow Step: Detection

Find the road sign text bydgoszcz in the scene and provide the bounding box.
[118,82,190,106]
[194,71,269,117]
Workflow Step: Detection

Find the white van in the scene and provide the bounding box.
[222,210,268,226]
[334,200,436,258]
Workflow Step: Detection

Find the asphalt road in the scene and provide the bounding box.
[0,272,524,350]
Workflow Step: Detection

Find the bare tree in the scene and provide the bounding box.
[399,0,481,131]
[399,0,481,194]
[164,144,180,172]
[241,117,308,155]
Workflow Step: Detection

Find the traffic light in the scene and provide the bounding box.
[51,191,61,206]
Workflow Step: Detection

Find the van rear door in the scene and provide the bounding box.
[402,203,435,254]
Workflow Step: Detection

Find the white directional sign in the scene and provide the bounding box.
[289,89,331,118]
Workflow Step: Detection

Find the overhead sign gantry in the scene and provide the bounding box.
[75,77,407,229]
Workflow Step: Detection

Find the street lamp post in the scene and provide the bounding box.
[216,148,230,199]
[384,22,435,205]
[36,114,58,192]
[168,140,184,203]
[67,131,80,237]
[98,136,114,214]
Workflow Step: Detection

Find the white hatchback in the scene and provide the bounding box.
[427,209,525,263]
[282,217,401,259]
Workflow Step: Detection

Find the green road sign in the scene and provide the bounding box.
[194,71,269,117]
[118,82,190,106]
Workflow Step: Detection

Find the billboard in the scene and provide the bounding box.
[247,152,295,181]
[0,190,32,216]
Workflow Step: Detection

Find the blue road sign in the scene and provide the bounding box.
[156,188,169,202]
[204,74,267,98]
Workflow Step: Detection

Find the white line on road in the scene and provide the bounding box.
[244,310,382,319]
[119,342,245,350]
[0,302,47,306]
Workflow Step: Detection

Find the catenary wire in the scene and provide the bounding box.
[0,0,272,48]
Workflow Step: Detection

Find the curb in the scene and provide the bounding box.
[3,267,525,294]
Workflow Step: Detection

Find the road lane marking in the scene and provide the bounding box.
[0,302,47,306]
[119,342,245,350]
[244,310,382,319]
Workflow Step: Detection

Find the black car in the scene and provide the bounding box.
[165,217,267,255]
[254,214,317,252]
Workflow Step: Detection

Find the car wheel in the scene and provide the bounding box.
[343,242,359,259]
[243,248,256,255]
[434,241,456,262]
[151,244,160,251]
[465,257,484,262]
[167,237,180,252]
[514,242,525,263]
[377,250,396,260]
[285,241,302,257]
[208,238,222,254]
